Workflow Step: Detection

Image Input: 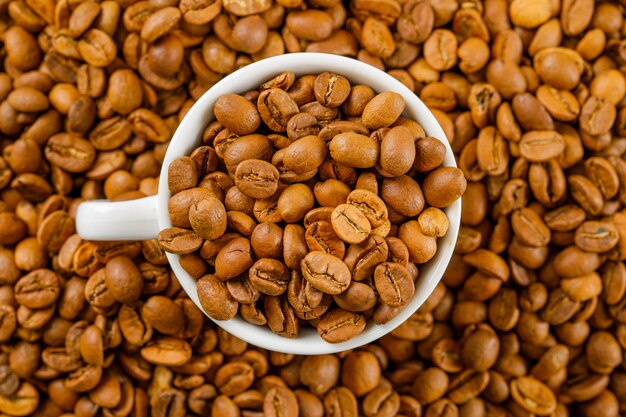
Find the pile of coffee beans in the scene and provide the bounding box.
[1,0,626,415]
[157,71,466,343]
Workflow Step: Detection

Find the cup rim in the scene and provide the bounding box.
[157,52,461,354]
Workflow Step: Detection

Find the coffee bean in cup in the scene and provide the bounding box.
[158,71,464,343]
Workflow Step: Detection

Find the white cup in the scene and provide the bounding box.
[76,53,461,354]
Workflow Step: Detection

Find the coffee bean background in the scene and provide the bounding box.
[0,0,625,416]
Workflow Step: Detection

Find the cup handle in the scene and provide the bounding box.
[76,195,160,241]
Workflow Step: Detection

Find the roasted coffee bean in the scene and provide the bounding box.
[264,386,299,417]
[189,196,227,241]
[301,252,351,295]
[333,282,377,313]
[374,262,415,307]
[44,133,96,174]
[278,184,315,223]
[248,258,290,296]
[235,159,280,199]
[287,113,319,141]
[282,135,328,174]
[14,269,60,309]
[104,256,143,304]
[511,208,551,247]
[423,167,467,208]
[265,295,299,338]
[313,72,351,108]
[329,132,379,169]
[197,275,238,321]
[287,270,323,313]
[141,296,184,335]
[510,376,557,415]
[258,88,299,132]
[380,126,416,176]
[317,309,366,343]
[157,228,203,255]
[215,237,254,280]
[381,175,425,217]
[213,94,261,135]
[330,204,371,245]
[305,221,345,259]
[574,221,619,253]
[399,220,437,264]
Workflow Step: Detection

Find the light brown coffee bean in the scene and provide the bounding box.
[140,6,180,43]
[324,386,358,417]
[568,175,604,216]
[278,184,315,223]
[282,135,328,174]
[283,224,308,271]
[234,159,280,199]
[418,208,449,237]
[215,362,255,396]
[423,29,458,71]
[264,386,299,417]
[0,382,39,417]
[331,204,371,244]
[343,234,389,282]
[313,179,351,208]
[301,252,351,295]
[305,221,345,259]
[379,126,415,176]
[286,9,333,42]
[197,274,238,321]
[511,208,551,247]
[288,270,323,313]
[215,237,254,280]
[533,47,584,90]
[342,85,375,117]
[14,269,60,309]
[140,337,192,367]
[423,167,467,208]
[286,113,319,141]
[333,281,377,312]
[188,196,227,241]
[579,96,616,137]
[574,221,619,253]
[107,69,143,116]
[374,262,415,307]
[362,92,405,129]
[248,258,290,296]
[381,175,425,217]
[536,85,580,122]
[78,29,117,67]
[313,72,351,108]
[519,131,565,162]
[329,132,379,169]
[265,295,299,338]
[258,88,300,132]
[510,376,556,415]
[398,221,437,264]
[141,295,185,335]
[7,87,49,113]
[317,309,366,343]
[104,256,143,304]
[214,94,261,135]
[157,226,203,255]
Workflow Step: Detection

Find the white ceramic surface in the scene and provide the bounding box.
[76,52,461,354]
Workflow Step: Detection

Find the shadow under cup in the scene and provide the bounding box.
[155,53,461,354]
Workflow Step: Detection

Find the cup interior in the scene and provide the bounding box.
[157,53,460,354]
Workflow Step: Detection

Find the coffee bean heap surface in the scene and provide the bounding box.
[1,0,626,416]
[157,71,465,343]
